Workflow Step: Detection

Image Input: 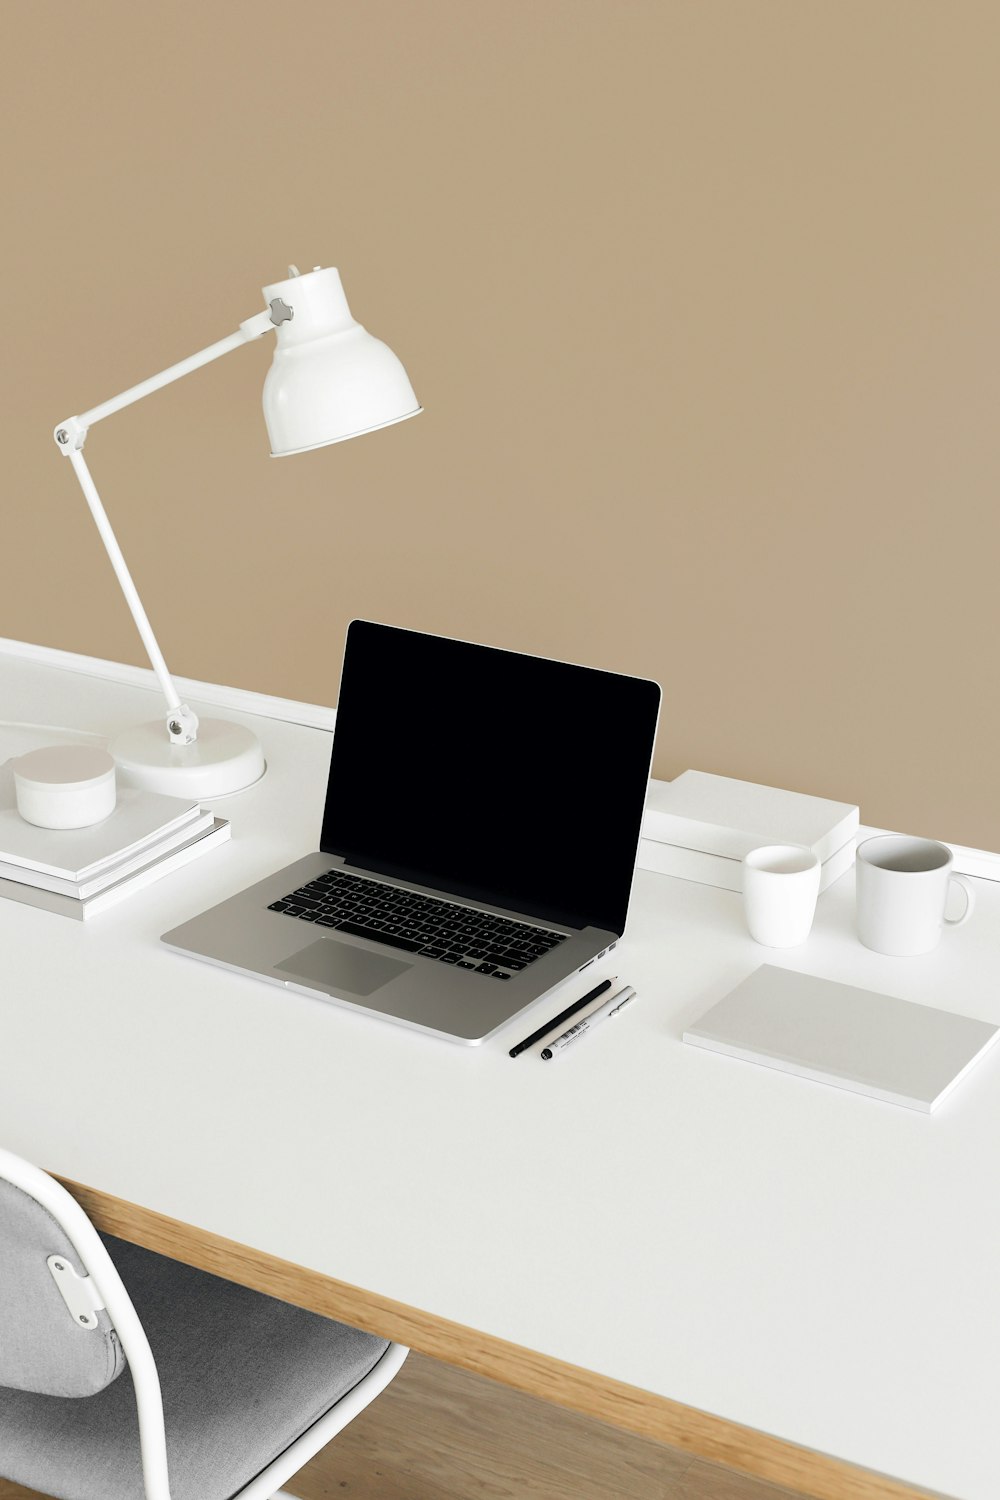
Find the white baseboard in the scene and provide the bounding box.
[0,637,336,733]
[2,636,997,881]
[945,844,1000,882]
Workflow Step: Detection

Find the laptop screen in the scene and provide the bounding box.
[320,621,661,933]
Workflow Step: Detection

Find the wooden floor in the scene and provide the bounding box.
[0,1350,807,1500]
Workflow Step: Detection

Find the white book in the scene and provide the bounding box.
[637,832,856,894]
[0,808,216,896]
[643,771,859,866]
[0,769,203,880]
[684,964,1000,1113]
[0,818,231,920]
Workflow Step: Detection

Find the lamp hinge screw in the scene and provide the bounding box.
[56,429,69,444]
[269,297,293,326]
[168,720,182,736]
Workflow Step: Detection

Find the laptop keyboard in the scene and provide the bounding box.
[268,868,568,980]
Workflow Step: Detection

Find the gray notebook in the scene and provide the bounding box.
[684,965,999,1112]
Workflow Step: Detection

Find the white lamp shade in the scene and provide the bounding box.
[261,266,421,456]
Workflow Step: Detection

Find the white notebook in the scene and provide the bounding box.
[684,965,1000,1113]
[0,818,230,920]
[0,768,202,880]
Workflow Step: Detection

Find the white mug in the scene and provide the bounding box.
[856,836,975,956]
[742,844,821,948]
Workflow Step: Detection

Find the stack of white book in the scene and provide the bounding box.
[0,776,230,920]
[638,770,859,893]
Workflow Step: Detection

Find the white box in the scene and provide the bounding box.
[637,832,855,893]
[638,771,859,893]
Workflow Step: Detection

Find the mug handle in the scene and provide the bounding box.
[945,874,975,927]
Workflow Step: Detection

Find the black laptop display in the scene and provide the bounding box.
[324,622,660,932]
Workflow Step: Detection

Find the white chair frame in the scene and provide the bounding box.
[0,1148,408,1500]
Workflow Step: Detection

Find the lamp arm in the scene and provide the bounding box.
[64,442,196,739]
[52,308,278,746]
[61,309,276,438]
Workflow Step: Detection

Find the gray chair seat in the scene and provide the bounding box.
[0,1234,390,1500]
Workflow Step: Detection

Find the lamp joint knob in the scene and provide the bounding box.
[53,416,88,453]
[166,704,200,745]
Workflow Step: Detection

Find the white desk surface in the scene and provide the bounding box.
[2,650,998,1500]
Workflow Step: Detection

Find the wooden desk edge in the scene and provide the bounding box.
[57,1175,948,1500]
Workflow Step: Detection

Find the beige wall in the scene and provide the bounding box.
[4,2,998,850]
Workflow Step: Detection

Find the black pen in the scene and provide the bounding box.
[508,977,616,1058]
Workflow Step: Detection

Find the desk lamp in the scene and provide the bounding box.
[53,265,421,798]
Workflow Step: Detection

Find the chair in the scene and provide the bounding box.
[0,1147,408,1500]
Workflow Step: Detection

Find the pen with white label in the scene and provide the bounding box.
[540,985,637,1059]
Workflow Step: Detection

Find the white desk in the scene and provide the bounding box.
[2,648,998,1500]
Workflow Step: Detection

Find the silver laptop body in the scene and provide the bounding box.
[163,621,660,1045]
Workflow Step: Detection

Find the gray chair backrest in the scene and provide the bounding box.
[0,1175,126,1397]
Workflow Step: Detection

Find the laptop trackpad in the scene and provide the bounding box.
[277,938,412,996]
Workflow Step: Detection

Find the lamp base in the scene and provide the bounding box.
[111,718,266,800]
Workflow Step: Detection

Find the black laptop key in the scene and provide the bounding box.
[336,920,423,953]
[274,866,567,976]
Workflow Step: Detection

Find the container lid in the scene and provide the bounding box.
[9,744,115,791]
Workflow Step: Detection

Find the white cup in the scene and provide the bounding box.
[742,844,821,948]
[856,835,975,956]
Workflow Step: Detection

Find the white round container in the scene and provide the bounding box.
[10,745,117,829]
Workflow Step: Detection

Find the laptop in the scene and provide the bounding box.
[162,621,661,1044]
